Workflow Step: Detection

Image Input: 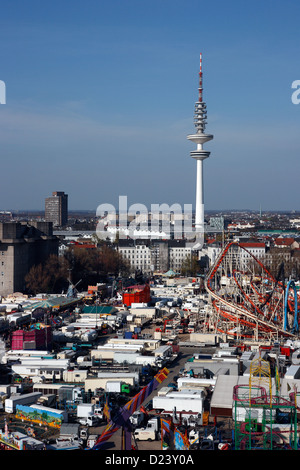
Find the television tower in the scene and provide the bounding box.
[187,54,213,242]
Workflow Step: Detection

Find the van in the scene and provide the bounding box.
[134,428,156,441]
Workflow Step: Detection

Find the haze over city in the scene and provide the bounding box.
[0,0,299,212]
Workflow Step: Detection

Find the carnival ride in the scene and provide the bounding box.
[91,367,169,450]
[205,242,300,342]
[233,355,300,450]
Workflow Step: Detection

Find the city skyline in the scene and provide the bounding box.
[0,0,300,212]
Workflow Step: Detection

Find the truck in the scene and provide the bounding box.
[78,414,100,427]
[33,384,83,403]
[5,392,42,414]
[129,410,144,427]
[86,434,99,448]
[77,403,103,425]
[105,381,131,394]
[134,417,159,441]
[77,403,95,418]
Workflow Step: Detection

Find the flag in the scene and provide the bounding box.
[103,397,111,422]
[161,418,174,449]
[155,367,169,384]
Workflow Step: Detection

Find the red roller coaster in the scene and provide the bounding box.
[205,242,300,342]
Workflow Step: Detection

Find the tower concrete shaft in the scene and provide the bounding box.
[187,53,213,235]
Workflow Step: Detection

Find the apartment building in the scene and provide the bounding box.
[45,191,68,227]
[118,239,193,274]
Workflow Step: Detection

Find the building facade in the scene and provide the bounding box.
[0,221,59,296]
[118,240,153,274]
[45,191,68,227]
[118,239,193,274]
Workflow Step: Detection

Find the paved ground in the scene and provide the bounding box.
[87,346,217,451]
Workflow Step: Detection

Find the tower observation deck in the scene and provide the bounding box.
[187,54,213,244]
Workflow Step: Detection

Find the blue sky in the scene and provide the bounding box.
[0,0,300,212]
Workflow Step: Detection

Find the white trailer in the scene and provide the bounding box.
[152,390,204,417]
[107,338,160,352]
[157,387,170,396]
[7,312,31,326]
[177,377,216,390]
[5,392,42,413]
[135,355,157,366]
[77,403,95,418]
[233,405,276,424]
[113,351,142,364]
[3,349,55,363]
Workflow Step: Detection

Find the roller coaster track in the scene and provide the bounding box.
[205,242,299,341]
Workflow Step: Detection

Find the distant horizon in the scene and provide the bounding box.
[3,208,300,215]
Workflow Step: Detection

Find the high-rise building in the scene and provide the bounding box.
[187,54,213,246]
[45,191,68,227]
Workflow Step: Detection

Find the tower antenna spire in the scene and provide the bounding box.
[198,52,203,102]
[187,53,214,247]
